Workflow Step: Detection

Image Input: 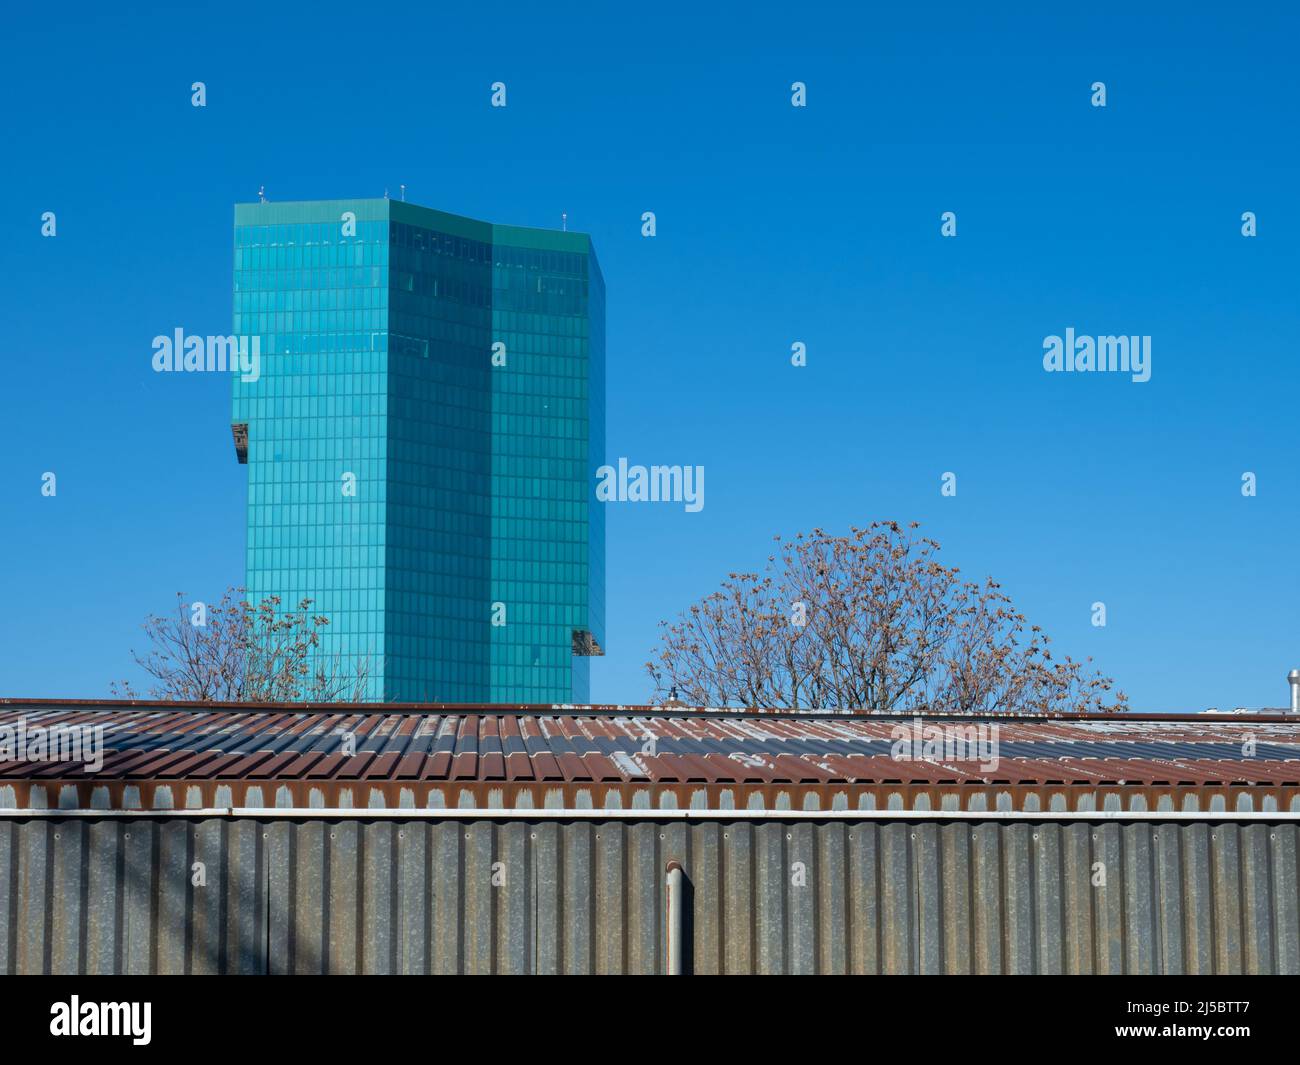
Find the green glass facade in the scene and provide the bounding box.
[231,199,604,703]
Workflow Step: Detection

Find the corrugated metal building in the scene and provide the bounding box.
[1,699,1297,974]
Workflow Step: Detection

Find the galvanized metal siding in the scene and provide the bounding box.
[1,818,1296,974]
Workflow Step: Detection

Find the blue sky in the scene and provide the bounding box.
[3,2,1297,710]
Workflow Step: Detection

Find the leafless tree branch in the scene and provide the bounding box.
[647,522,1127,714]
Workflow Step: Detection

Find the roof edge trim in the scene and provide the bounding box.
[1,807,1297,823]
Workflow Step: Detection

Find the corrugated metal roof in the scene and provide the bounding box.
[1,700,1298,812]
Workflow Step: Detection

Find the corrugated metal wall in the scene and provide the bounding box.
[1,817,1296,974]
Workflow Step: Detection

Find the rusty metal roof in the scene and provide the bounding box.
[1,699,1298,813]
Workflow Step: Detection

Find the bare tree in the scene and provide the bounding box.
[112,587,372,703]
[647,522,1126,714]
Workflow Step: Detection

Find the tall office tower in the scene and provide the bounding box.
[231,199,605,703]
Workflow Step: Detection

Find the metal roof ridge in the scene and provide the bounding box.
[1,698,1296,724]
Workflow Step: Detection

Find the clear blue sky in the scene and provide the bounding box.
[3,1,1297,710]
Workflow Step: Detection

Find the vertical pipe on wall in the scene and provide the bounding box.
[665,860,684,975]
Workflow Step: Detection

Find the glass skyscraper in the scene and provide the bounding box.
[230,198,604,703]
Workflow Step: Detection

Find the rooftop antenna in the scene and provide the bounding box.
[400,184,406,202]
[258,185,267,204]
[561,211,567,232]
[384,187,389,200]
